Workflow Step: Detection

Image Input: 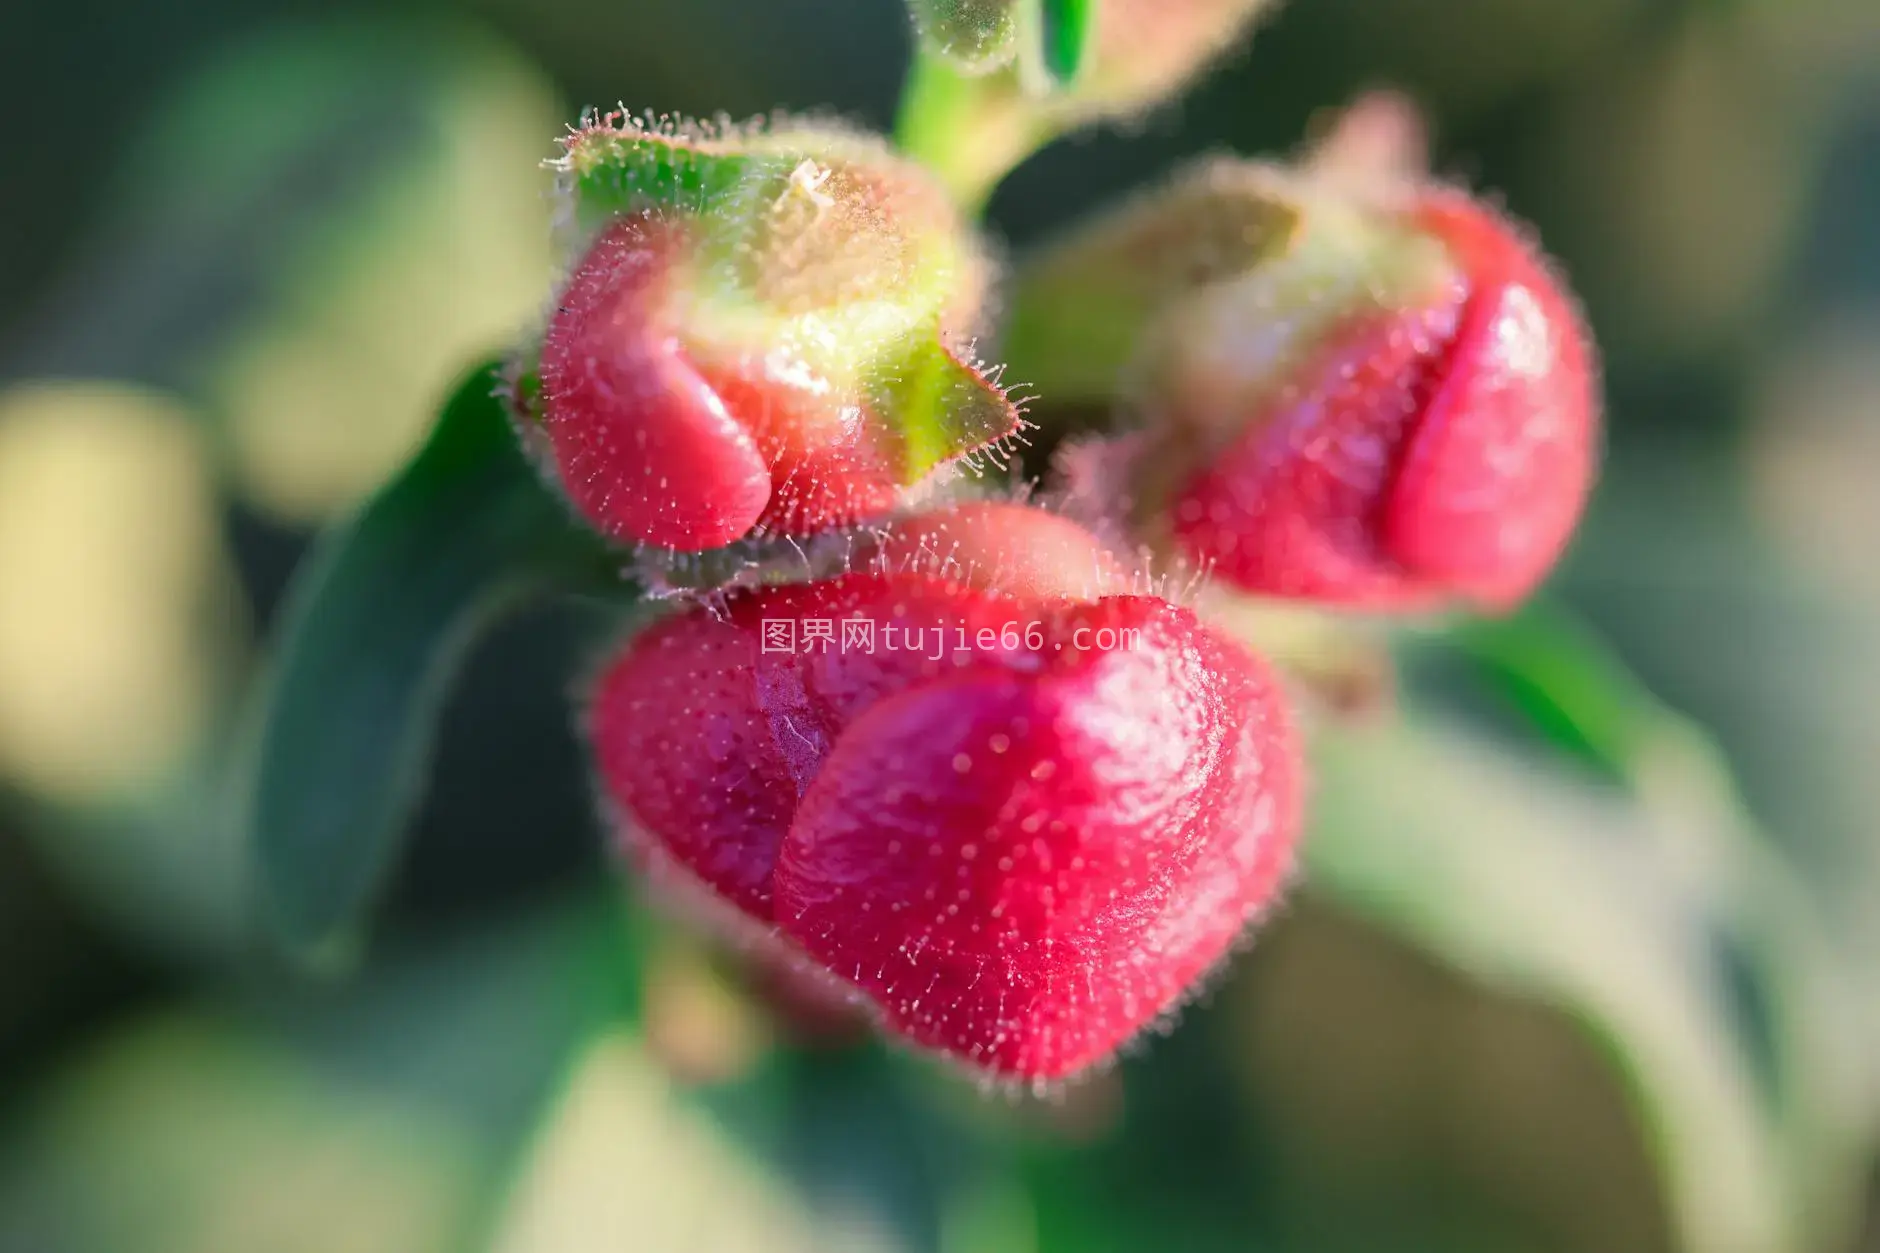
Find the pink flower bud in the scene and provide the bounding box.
[1013,150,1599,612]
[905,0,1020,74]
[1074,0,1281,120]
[586,507,1299,1083]
[908,0,1280,117]
[896,0,1283,207]
[860,499,1129,599]
[517,117,1021,553]
[537,216,774,550]
[1168,188,1598,610]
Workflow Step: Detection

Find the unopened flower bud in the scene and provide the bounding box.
[897,0,1282,208]
[514,115,1020,552]
[1013,143,1599,611]
[905,0,1021,74]
[861,499,1128,599]
[1067,0,1279,120]
[586,505,1299,1083]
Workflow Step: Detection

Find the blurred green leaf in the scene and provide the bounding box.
[491,1034,916,1253]
[252,892,636,1147]
[491,917,986,1253]
[1421,602,1657,778]
[767,1049,964,1253]
[1013,1030,1276,1253]
[1562,442,1880,1093]
[0,1015,479,1253]
[0,895,629,1253]
[1304,712,1866,1253]
[5,18,562,522]
[244,362,621,958]
[1422,599,1876,1249]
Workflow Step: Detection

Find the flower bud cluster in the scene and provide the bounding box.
[506,71,1598,1082]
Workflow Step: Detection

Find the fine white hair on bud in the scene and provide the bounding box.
[508,111,1029,563]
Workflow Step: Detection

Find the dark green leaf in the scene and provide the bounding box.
[4,21,560,518]
[245,361,621,957]
[0,894,631,1253]
[1407,601,1656,779]
[488,1032,837,1252]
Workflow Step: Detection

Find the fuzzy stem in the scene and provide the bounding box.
[893,51,1050,216]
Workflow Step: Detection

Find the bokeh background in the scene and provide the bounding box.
[2,1,1878,1250]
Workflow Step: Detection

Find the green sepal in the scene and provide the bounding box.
[1003,161,1304,401]
[866,334,1023,482]
[552,116,763,240]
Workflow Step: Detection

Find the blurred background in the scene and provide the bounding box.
[1,1,1878,1250]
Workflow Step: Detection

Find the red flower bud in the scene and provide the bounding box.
[904,0,1020,74]
[896,0,1283,208]
[1013,148,1599,612]
[1169,188,1598,610]
[586,508,1299,1083]
[860,499,1129,599]
[538,215,775,550]
[906,0,1276,100]
[519,117,1021,553]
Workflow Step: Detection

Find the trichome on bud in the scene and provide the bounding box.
[586,505,1300,1084]
[512,114,1023,552]
[1013,121,1599,612]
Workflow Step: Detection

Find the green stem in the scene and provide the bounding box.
[893,50,1050,216]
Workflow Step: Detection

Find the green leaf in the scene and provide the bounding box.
[0,1014,481,1253]
[0,895,630,1253]
[490,1033,876,1253]
[1403,601,1657,778]
[491,1024,988,1253]
[1403,602,1876,1250]
[1304,714,1867,1253]
[7,18,563,524]
[244,361,620,958]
